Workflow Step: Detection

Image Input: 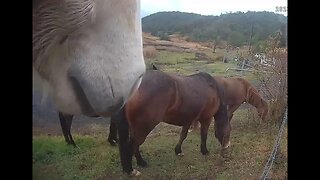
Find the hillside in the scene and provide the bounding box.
[142,11,287,48]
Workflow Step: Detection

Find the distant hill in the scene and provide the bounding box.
[142,11,287,47]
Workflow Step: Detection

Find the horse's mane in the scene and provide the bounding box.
[246,84,264,107]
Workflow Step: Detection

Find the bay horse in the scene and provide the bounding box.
[191,76,269,130]
[58,70,231,175]
[33,0,145,116]
[117,70,231,173]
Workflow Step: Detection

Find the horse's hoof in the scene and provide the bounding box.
[223,141,231,149]
[108,139,118,146]
[177,152,184,156]
[201,150,209,155]
[129,169,141,177]
[175,147,182,155]
[137,160,148,167]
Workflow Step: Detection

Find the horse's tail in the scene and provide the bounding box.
[214,79,228,122]
[193,72,228,118]
[212,77,229,145]
[198,73,228,121]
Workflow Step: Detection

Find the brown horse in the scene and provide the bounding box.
[116,70,231,172]
[58,70,230,175]
[191,76,269,130]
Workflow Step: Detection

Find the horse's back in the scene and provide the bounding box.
[126,71,222,126]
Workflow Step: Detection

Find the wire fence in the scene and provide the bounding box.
[260,107,287,180]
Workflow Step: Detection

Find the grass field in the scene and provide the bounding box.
[33,50,287,179]
[33,109,287,180]
[145,50,256,79]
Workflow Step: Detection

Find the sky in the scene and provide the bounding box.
[141,0,287,18]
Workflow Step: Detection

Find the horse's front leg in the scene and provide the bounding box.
[108,117,118,146]
[200,119,211,155]
[58,112,76,147]
[175,125,190,156]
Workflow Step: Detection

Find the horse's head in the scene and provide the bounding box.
[214,104,232,149]
[257,99,269,121]
[33,0,146,116]
[247,87,269,121]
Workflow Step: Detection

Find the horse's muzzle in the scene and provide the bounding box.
[68,68,144,117]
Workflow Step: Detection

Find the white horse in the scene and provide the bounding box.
[33,0,146,117]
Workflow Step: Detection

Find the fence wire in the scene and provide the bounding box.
[260,107,287,180]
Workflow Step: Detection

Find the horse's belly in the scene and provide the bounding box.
[163,116,195,126]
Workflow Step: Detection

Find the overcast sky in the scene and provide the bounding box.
[141,0,287,17]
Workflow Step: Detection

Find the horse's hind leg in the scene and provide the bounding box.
[134,145,147,167]
[58,112,76,147]
[175,125,190,156]
[65,115,77,147]
[108,117,118,146]
[130,123,156,167]
[199,119,211,155]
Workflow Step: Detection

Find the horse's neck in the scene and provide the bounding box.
[247,88,262,108]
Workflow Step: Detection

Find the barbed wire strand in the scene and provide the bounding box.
[260,107,287,180]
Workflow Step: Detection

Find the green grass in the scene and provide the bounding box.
[33,134,123,180]
[33,109,287,180]
[146,50,255,79]
[147,51,196,65]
